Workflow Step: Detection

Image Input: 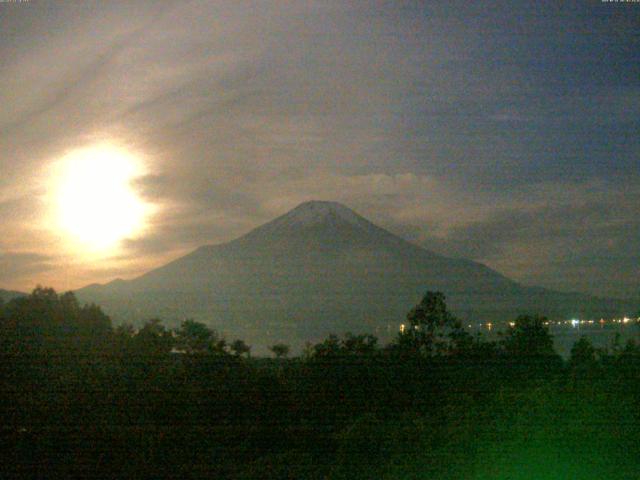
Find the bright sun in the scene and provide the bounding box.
[53,144,150,252]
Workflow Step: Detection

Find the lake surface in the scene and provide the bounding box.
[467,322,640,358]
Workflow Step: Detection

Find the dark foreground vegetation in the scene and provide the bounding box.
[1,287,640,479]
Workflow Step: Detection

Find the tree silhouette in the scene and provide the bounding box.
[500,314,555,356]
[499,314,563,380]
[342,333,378,355]
[2,285,640,478]
[269,343,290,359]
[1,287,111,354]
[568,336,599,387]
[230,339,251,357]
[114,323,135,338]
[313,334,341,358]
[569,337,597,369]
[209,337,229,355]
[175,319,218,354]
[135,318,174,355]
[397,291,469,355]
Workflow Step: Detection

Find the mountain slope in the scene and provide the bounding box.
[0,289,26,303]
[76,201,632,349]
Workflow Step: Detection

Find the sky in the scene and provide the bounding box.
[0,0,638,299]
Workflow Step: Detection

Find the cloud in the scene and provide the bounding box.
[0,0,638,298]
[0,252,55,283]
[420,180,640,298]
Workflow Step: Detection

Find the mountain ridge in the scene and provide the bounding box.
[76,201,634,349]
[0,289,26,302]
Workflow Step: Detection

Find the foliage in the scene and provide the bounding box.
[569,336,597,368]
[500,314,555,356]
[135,317,175,355]
[175,319,224,354]
[269,343,290,358]
[230,338,251,357]
[397,291,471,356]
[1,287,639,479]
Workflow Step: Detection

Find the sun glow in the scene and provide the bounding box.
[52,144,150,253]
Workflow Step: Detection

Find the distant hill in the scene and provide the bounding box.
[0,289,26,303]
[76,201,634,350]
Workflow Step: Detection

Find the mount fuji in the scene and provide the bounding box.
[76,201,630,349]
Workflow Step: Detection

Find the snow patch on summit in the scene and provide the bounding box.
[235,201,385,242]
[229,199,415,249]
[279,201,369,228]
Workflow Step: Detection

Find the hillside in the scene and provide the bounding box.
[0,289,26,303]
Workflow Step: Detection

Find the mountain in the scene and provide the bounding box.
[0,289,26,308]
[76,201,633,350]
[0,289,26,303]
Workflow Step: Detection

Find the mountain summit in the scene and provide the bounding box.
[77,201,630,351]
[261,200,371,229]
[228,200,434,256]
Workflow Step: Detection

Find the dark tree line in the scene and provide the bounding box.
[1,287,639,479]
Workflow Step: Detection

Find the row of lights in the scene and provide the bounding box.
[400,317,640,333]
[564,317,637,327]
